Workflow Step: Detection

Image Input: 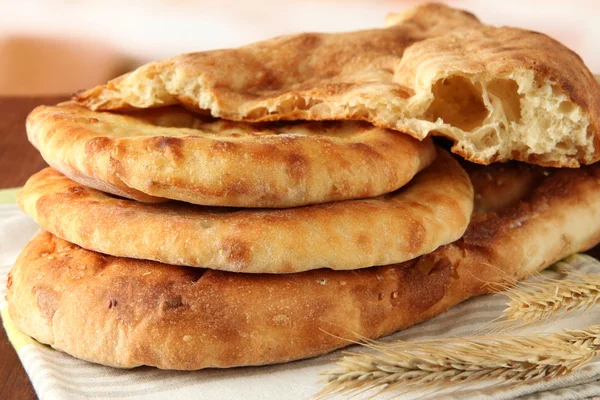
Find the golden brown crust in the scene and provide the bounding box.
[463,161,548,213]
[17,149,473,273]
[8,162,600,369]
[73,3,600,167]
[74,4,482,111]
[26,103,435,208]
[7,232,458,369]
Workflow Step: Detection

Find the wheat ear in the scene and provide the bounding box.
[319,326,600,398]
[498,266,600,329]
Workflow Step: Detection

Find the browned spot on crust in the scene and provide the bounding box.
[67,186,85,195]
[89,253,111,271]
[351,282,388,329]
[285,153,308,183]
[347,142,383,160]
[414,255,440,275]
[355,233,373,253]
[219,238,252,269]
[161,295,187,311]
[108,150,127,179]
[227,180,250,196]
[288,33,322,54]
[155,137,185,162]
[401,200,432,214]
[257,69,282,91]
[212,141,238,152]
[392,258,453,312]
[406,218,426,254]
[277,261,295,273]
[33,285,59,323]
[85,137,113,154]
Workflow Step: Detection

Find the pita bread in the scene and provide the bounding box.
[26,103,435,207]
[17,149,472,273]
[74,3,600,167]
[8,162,600,369]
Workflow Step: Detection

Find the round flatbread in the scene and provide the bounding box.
[26,103,435,208]
[8,162,600,369]
[74,3,600,168]
[18,148,472,273]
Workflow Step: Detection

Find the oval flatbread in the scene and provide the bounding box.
[8,162,600,369]
[26,103,435,208]
[18,149,472,273]
[74,3,600,167]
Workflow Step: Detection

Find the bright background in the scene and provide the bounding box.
[0,0,598,95]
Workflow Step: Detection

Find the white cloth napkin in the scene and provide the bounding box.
[2,203,600,400]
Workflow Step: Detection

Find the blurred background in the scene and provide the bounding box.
[0,0,598,96]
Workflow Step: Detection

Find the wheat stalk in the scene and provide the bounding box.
[502,277,600,325]
[497,256,600,329]
[319,326,600,398]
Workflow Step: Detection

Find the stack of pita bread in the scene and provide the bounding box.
[7,3,600,370]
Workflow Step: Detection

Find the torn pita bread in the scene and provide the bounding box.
[17,149,472,273]
[8,161,600,369]
[74,3,600,167]
[26,103,435,207]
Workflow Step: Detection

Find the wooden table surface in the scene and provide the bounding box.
[2,96,600,400]
[0,96,66,400]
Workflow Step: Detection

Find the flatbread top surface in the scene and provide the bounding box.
[74,3,600,167]
[27,103,435,207]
